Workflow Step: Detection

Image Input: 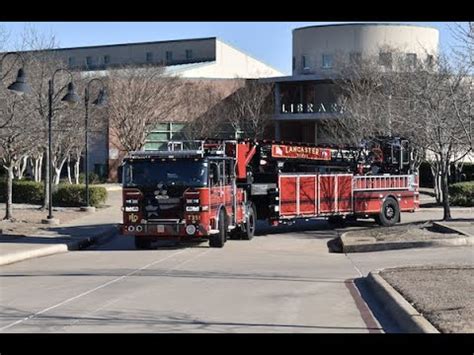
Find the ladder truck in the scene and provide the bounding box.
[120,137,419,249]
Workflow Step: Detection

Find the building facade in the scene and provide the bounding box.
[263,23,440,144]
[51,37,283,180]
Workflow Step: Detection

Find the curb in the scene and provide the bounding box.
[432,222,473,238]
[0,226,118,267]
[366,271,439,333]
[417,207,474,212]
[340,233,473,253]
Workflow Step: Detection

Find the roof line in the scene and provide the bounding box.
[293,23,438,32]
[23,37,217,53]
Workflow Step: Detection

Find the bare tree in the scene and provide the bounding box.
[181,79,242,140]
[331,49,473,220]
[449,22,473,71]
[0,90,37,220]
[225,79,274,139]
[107,66,185,153]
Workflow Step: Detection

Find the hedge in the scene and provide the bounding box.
[0,180,107,207]
[0,180,44,204]
[449,181,474,207]
[53,184,107,208]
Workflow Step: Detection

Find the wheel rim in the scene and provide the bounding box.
[385,205,395,219]
[248,211,255,234]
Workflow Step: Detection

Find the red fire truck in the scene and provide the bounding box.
[120,137,419,249]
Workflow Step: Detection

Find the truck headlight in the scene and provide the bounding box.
[186,206,200,212]
[186,224,197,235]
[186,199,200,204]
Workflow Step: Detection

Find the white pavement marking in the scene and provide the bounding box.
[59,248,212,331]
[0,249,189,332]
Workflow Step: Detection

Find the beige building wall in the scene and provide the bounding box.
[293,23,439,75]
[176,39,283,78]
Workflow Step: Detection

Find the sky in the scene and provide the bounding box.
[0,22,462,75]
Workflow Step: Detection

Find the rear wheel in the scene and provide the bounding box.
[135,236,152,250]
[241,202,256,240]
[209,209,227,248]
[375,197,400,227]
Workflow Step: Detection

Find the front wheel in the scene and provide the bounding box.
[241,202,256,240]
[375,197,400,227]
[209,209,227,248]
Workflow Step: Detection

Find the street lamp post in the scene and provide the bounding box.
[81,78,107,212]
[42,69,80,225]
[0,52,32,95]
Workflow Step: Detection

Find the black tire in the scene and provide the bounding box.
[376,197,400,227]
[241,202,256,241]
[209,209,227,248]
[135,236,152,250]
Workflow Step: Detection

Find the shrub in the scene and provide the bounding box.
[53,184,108,208]
[0,180,44,204]
[449,181,474,207]
[78,172,105,184]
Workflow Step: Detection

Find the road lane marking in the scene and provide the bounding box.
[0,249,189,332]
[60,249,212,330]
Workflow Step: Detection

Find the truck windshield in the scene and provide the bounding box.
[123,160,208,188]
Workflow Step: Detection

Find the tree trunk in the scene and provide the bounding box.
[37,155,43,182]
[440,165,452,221]
[430,163,441,203]
[67,155,72,184]
[53,157,68,185]
[4,166,13,220]
[33,158,38,182]
[74,160,80,185]
[16,156,28,180]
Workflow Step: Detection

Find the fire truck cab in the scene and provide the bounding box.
[121,141,255,249]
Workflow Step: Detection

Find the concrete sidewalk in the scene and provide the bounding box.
[0,188,122,266]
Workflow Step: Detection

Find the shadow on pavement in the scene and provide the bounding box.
[0,223,118,250]
[353,277,402,333]
[0,304,380,332]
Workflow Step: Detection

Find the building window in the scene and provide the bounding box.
[166,51,173,62]
[144,122,186,151]
[86,56,93,67]
[350,52,361,65]
[301,55,307,69]
[103,55,110,65]
[322,54,333,69]
[185,49,193,60]
[68,57,75,67]
[292,56,295,71]
[379,52,392,68]
[406,53,417,68]
[146,52,153,63]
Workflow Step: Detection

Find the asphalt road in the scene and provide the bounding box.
[0,219,472,333]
